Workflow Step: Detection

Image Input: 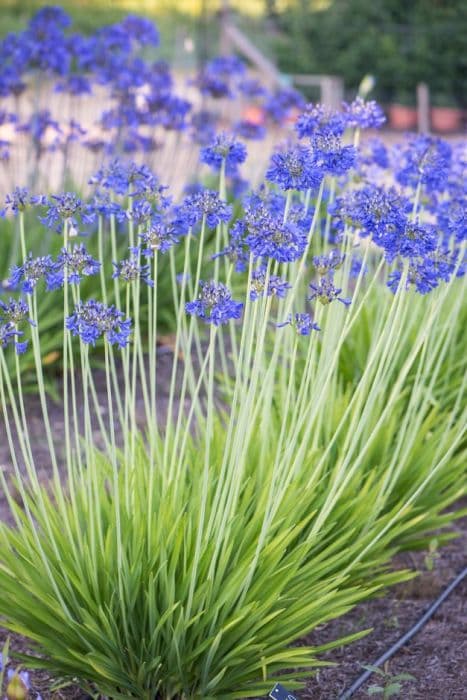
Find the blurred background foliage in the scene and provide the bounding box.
[271,0,467,107]
[0,0,466,105]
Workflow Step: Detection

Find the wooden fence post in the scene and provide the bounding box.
[417,83,430,133]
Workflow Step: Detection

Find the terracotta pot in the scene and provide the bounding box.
[431,106,463,133]
[242,105,265,125]
[388,103,418,131]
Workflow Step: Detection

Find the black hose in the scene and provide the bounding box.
[338,565,467,700]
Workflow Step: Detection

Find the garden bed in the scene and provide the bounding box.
[304,512,467,699]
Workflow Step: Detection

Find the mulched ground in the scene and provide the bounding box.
[0,352,466,699]
[303,513,467,699]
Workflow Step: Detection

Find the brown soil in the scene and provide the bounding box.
[303,513,467,700]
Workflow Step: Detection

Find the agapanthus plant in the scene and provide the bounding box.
[0,55,465,700]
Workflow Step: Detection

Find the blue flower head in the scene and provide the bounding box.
[278,313,321,335]
[250,267,291,301]
[29,6,71,30]
[244,193,308,263]
[140,219,178,255]
[66,300,132,348]
[394,135,452,193]
[309,276,351,306]
[0,321,27,354]
[195,55,245,98]
[266,144,324,191]
[234,119,266,141]
[311,133,356,176]
[0,297,34,327]
[383,220,438,263]
[436,197,466,245]
[186,281,243,326]
[89,160,167,201]
[263,87,305,124]
[120,15,159,46]
[112,248,153,286]
[236,77,267,98]
[295,103,345,139]
[55,244,101,286]
[174,190,232,232]
[39,192,94,234]
[313,250,345,275]
[342,97,386,129]
[2,187,30,216]
[330,184,411,249]
[8,254,55,294]
[358,137,389,171]
[200,131,247,173]
[127,199,153,226]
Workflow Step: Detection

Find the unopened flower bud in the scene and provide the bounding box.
[6,671,29,700]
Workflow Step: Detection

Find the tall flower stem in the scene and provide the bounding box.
[185,324,217,618]
[164,219,207,469]
[28,290,60,481]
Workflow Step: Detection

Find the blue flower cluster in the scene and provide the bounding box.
[266,144,324,192]
[330,184,412,254]
[0,297,34,354]
[113,249,153,287]
[200,132,247,174]
[388,250,460,295]
[140,220,178,255]
[4,8,400,172]
[309,277,351,306]
[242,191,309,263]
[89,160,169,202]
[295,104,345,139]
[0,44,464,377]
[342,97,386,129]
[186,281,243,326]
[278,313,321,336]
[313,250,345,275]
[55,245,101,286]
[394,135,452,193]
[263,87,305,124]
[310,133,357,176]
[1,186,30,216]
[330,175,465,294]
[175,190,232,232]
[66,300,132,347]
[291,98,385,181]
[8,254,55,294]
[250,267,291,301]
[8,246,101,292]
[0,9,187,157]
[39,193,95,235]
[194,55,245,99]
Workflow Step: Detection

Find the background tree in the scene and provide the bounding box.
[272,0,467,106]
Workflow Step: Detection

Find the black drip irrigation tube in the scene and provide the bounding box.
[338,565,467,700]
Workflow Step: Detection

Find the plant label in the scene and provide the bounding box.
[269,682,297,700]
